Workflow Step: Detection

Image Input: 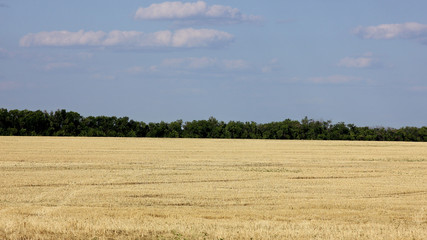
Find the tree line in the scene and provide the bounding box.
[0,108,426,141]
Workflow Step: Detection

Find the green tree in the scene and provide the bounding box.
[169,120,183,138]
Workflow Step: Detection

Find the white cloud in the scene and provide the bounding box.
[162,57,248,70]
[91,73,116,81]
[261,66,273,73]
[338,57,373,68]
[353,22,427,44]
[125,65,158,74]
[20,30,106,47]
[0,48,8,57]
[76,52,94,59]
[187,57,217,69]
[44,62,76,71]
[0,81,21,91]
[308,75,362,84]
[362,52,373,57]
[261,58,279,73]
[135,1,207,20]
[222,59,249,70]
[20,28,233,49]
[134,1,261,24]
[127,57,249,75]
[173,88,204,95]
[0,48,13,58]
[102,30,144,46]
[161,57,219,69]
[409,86,427,92]
[337,52,382,69]
[171,28,233,47]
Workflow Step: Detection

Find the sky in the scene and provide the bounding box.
[1,0,427,128]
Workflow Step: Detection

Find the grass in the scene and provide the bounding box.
[0,136,426,239]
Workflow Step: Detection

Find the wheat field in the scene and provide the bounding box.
[0,136,426,239]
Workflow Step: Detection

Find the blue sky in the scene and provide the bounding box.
[1,0,426,127]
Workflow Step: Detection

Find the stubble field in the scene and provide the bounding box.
[0,136,426,239]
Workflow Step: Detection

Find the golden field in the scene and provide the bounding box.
[0,136,426,239]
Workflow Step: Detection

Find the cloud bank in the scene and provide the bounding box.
[20,29,234,48]
[134,1,260,24]
[353,22,427,44]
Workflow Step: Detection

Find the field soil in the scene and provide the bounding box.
[0,137,426,239]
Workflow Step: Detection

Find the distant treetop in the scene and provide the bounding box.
[0,109,426,141]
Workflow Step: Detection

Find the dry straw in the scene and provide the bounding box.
[0,137,426,239]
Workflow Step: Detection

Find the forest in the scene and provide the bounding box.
[0,108,426,141]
